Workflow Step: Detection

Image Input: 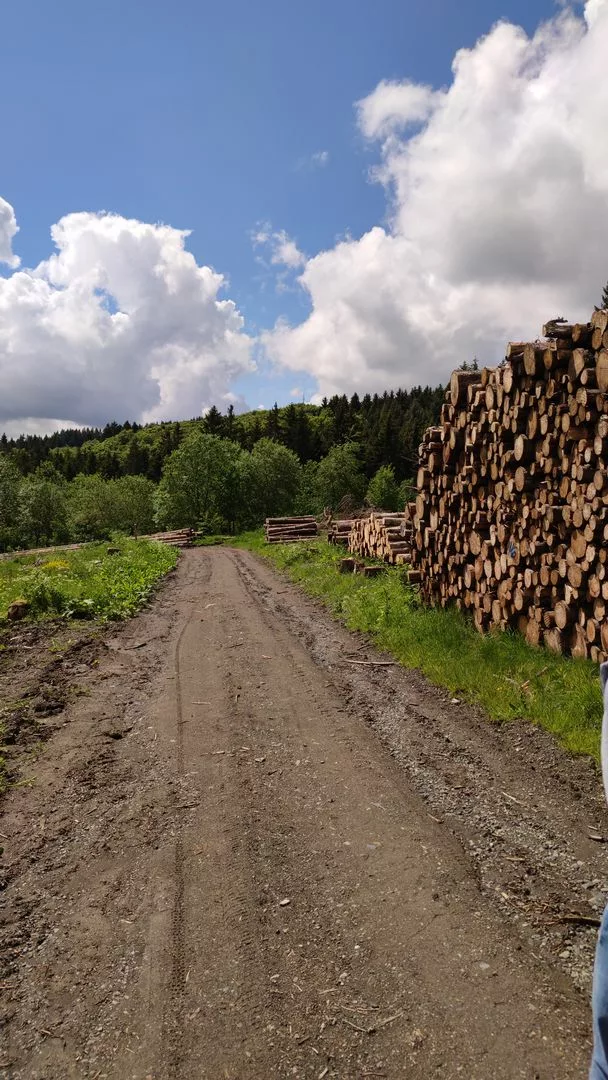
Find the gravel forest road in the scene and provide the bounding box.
[2,546,607,1079]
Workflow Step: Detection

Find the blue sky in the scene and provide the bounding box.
[1,0,602,430]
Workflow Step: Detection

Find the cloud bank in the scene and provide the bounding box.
[0,206,253,432]
[264,0,608,399]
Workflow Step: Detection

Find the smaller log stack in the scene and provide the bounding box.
[409,309,608,661]
[265,516,319,544]
[142,528,195,548]
[328,520,354,545]
[348,511,412,565]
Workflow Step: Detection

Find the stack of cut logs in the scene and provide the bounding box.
[141,528,196,547]
[348,512,413,566]
[410,311,608,661]
[265,516,319,544]
[328,520,354,545]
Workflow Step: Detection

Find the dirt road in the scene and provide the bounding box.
[2,547,607,1078]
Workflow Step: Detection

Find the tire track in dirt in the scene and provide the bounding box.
[164,616,189,1077]
[162,552,215,1078]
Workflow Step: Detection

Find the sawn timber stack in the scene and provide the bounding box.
[265,517,319,544]
[348,512,413,565]
[410,310,608,661]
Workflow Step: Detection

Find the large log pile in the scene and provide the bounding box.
[410,311,608,661]
[348,512,412,565]
[265,516,319,544]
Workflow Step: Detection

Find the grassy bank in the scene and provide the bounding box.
[236,532,603,761]
[0,538,178,622]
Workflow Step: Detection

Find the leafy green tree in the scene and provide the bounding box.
[294,460,321,515]
[315,443,365,510]
[219,443,248,532]
[67,475,120,540]
[18,466,69,546]
[112,476,156,535]
[156,432,245,531]
[366,465,401,511]
[0,456,21,550]
[247,438,302,520]
[598,282,608,310]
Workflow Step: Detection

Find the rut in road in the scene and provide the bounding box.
[1,547,597,1078]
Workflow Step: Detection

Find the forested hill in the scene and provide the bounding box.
[2,387,444,483]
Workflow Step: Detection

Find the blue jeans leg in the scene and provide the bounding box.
[591,904,608,1079]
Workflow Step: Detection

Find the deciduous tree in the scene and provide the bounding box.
[315,443,365,510]
[366,465,401,511]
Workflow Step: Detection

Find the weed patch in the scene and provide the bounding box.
[0,538,178,623]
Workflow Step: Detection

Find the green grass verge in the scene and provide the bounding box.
[0,537,178,622]
[235,531,603,761]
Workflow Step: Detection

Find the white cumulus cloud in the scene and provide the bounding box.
[269,230,306,270]
[0,204,253,431]
[264,5,608,399]
[253,225,306,270]
[585,0,608,27]
[0,197,20,269]
[357,80,440,139]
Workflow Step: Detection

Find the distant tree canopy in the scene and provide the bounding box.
[0,385,446,550]
[0,387,444,484]
[0,469,157,551]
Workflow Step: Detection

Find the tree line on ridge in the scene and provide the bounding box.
[0,388,443,550]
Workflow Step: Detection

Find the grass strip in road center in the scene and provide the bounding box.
[235,531,602,762]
